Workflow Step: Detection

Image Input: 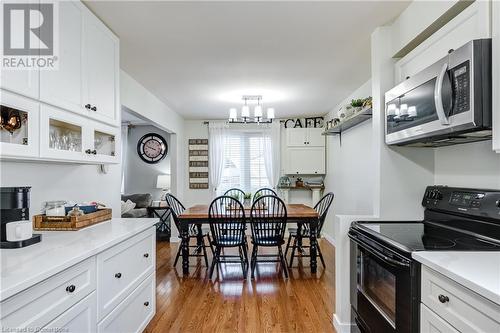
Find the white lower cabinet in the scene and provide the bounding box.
[0,228,156,333]
[44,292,97,333]
[421,304,459,333]
[97,273,155,333]
[420,266,500,333]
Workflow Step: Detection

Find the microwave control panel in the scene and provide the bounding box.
[450,60,470,115]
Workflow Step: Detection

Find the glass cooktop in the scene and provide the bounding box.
[353,222,500,253]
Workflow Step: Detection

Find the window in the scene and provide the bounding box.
[218,131,270,195]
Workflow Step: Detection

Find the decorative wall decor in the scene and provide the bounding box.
[189,139,209,189]
[283,116,324,128]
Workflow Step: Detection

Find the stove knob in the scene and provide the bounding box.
[435,191,443,200]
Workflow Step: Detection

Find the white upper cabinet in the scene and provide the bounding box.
[83,11,119,126]
[40,1,85,114]
[284,127,326,175]
[286,128,325,147]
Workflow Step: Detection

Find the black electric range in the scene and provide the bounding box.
[349,186,500,333]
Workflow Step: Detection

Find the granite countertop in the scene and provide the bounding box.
[0,218,158,301]
[413,251,500,306]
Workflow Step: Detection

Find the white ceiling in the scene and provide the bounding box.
[85,1,409,120]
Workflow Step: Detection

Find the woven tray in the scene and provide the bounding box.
[33,208,112,231]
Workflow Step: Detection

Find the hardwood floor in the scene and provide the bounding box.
[144,238,336,333]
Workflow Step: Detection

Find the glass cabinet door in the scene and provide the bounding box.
[0,90,40,158]
[90,122,119,163]
[40,105,89,161]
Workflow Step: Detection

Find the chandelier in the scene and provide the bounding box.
[228,95,275,123]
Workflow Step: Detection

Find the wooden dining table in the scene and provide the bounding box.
[177,204,320,275]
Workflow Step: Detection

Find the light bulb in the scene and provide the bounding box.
[229,108,237,121]
[254,105,263,118]
[267,108,275,119]
[241,105,250,118]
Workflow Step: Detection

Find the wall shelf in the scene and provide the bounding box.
[323,107,372,136]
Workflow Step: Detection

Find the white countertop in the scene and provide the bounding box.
[0,218,158,301]
[413,251,500,306]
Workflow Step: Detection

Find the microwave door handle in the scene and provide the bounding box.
[434,63,450,125]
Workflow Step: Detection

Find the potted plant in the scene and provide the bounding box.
[296,177,304,187]
[351,99,364,113]
[244,192,252,206]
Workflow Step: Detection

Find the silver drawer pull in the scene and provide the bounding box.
[115,272,122,279]
[438,294,449,303]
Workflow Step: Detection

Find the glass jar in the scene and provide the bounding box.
[43,200,67,216]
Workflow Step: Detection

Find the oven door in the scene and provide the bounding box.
[384,40,484,146]
[350,233,416,333]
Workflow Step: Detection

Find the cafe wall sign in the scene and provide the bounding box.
[283,117,324,129]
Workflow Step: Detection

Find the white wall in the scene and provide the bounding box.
[0,161,121,218]
[435,141,500,188]
[322,79,373,239]
[121,70,185,200]
[183,120,210,208]
[124,125,171,199]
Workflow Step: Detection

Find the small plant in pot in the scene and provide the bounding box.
[244,192,252,206]
[351,99,364,112]
[296,177,304,187]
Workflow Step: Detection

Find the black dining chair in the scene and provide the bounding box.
[253,188,277,202]
[285,192,334,268]
[223,188,246,201]
[165,194,213,268]
[208,196,248,279]
[250,195,288,279]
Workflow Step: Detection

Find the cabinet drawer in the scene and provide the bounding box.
[97,228,155,320]
[1,257,96,330]
[43,291,97,333]
[98,273,155,333]
[421,266,500,333]
[421,304,459,333]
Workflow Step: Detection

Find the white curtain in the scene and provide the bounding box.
[263,121,281,188]
[120,124,129,194]
[208,121,227,197]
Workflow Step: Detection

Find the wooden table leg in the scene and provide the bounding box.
[181,223,190,275]
[309,218,318,274]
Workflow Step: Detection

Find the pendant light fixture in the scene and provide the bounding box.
[228,95,275,124]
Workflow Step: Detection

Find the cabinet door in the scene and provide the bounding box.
[286,128,308,146]
[40,105,90,162]
[307,128,325,147]
[0,90,40,158]
[83,13,118,126]
[43,292,97,333]
[89,121,120,164]
[421,304,459,333]
[285,147,325,175]
[40,1,84,115]
[0,0,40,99]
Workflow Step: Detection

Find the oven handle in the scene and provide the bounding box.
[349,233,410,268]
[434,63,451,126]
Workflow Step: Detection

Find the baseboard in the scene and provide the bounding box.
[322,233,335,247]
[333,314,353,333]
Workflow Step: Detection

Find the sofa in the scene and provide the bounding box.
[121,193,152,218]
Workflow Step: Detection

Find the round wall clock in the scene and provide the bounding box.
[137,133,168,164]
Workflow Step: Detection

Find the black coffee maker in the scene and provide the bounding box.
[1,187,41,248]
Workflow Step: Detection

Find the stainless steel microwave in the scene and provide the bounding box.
[385,39,492,147]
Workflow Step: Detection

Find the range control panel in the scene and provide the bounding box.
[423,186,500,219]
